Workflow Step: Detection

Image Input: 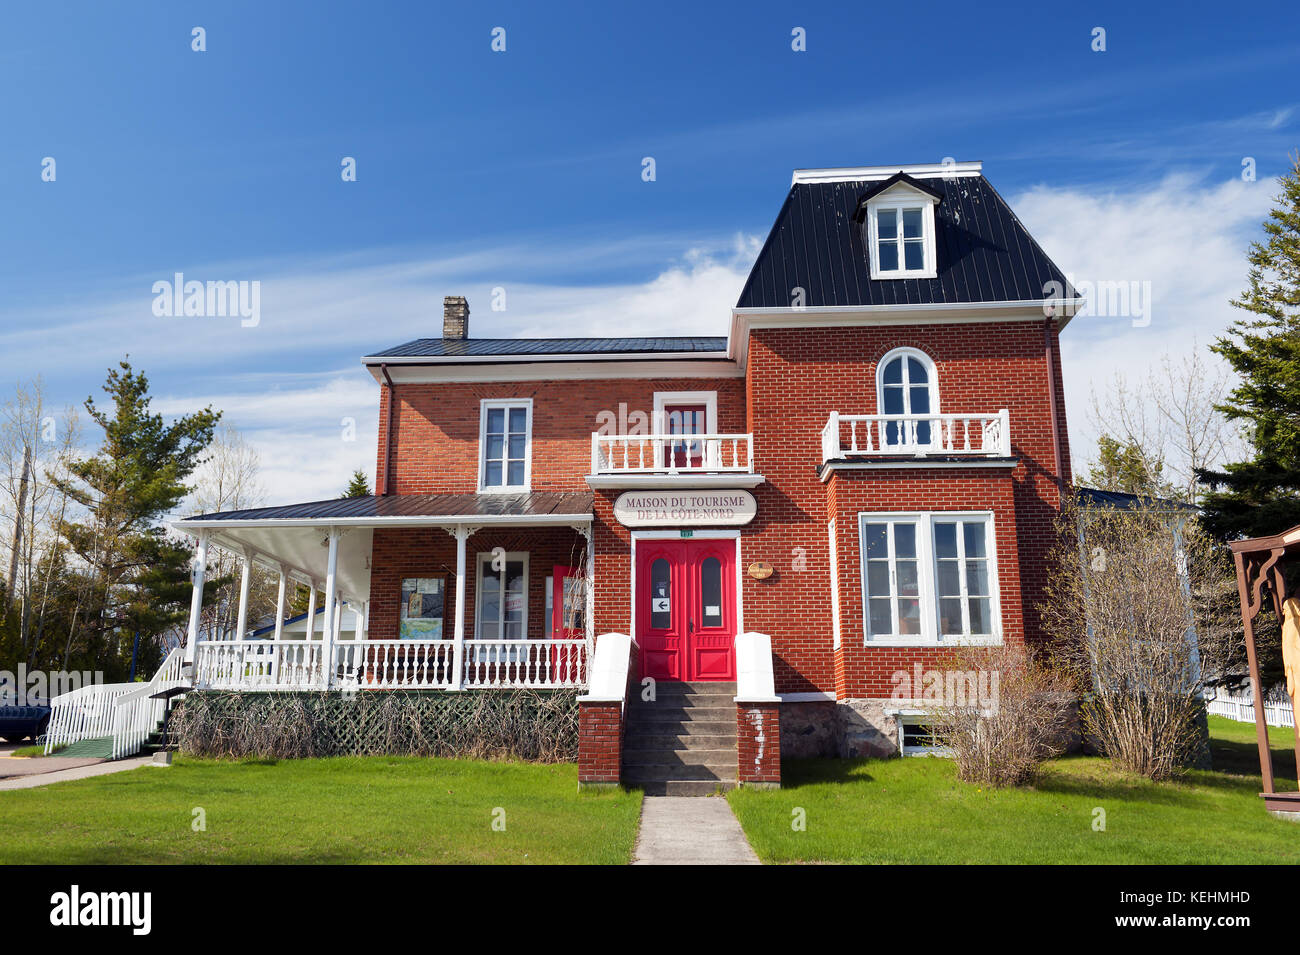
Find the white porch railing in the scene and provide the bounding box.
[591,432,754,475]
[193,638,588,691]
[820,410,1011,464]
[45,647,187,758]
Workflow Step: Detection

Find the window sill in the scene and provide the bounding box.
[869,268,938,281]
[864,637,1003,648]
[477,485,531,495]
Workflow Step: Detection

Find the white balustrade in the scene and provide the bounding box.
[192,637,588,691]
[821,410,1011,463]
[591,432,754,474]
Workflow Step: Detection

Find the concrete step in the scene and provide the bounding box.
[622,762,738,782]
[633,687,736,704]
[625,718,736,737]
[625,705,736,722]
[623,733,738,751]
[621,747,736,768]
[633,780,737,796]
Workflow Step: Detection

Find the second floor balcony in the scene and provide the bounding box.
[820,410,1011,466]
[588,432,761,489]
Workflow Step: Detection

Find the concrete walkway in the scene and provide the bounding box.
[632,795,761,865]
[0,756,152,791]
[0,754,105,779]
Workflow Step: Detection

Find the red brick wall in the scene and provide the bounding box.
[577,702,622,783]
[369,526,588,641]
[828,467,1022,697]
[742,322,1069,697]
[366,319,1071,705]
[736,703,781,784]
[377,377,745,495]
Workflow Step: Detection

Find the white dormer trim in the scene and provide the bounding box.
[865,183,939,281]
[792,161,982,185]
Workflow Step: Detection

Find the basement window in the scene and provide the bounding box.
[898,715,951,757]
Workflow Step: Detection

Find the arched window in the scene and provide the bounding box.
[876,348,939,448]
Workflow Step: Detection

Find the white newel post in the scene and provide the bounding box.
[452,524,469,691]
[353,602,365,641]
[184,531,209,667]
[322,530,340,688]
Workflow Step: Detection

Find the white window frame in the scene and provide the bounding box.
[474,551,530,641]
[857,511,1002,647]
[875,346,939,418]
[477,398,533,493]
[652,390,718,435]
[896,712,952,758]
[865,188,938,280]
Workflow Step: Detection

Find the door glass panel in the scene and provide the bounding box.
[700,556,722,627]
[650,557,671,629]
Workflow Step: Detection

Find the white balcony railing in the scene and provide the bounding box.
[591,432,754,475]
[193,638,588,692]
[821,410,1011,464]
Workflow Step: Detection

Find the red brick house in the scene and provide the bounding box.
[161,161,1078,792]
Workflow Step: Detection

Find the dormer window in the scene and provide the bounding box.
[855,172,943,281]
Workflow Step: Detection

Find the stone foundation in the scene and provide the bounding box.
[779,701,838,758]
[835,699,901,759]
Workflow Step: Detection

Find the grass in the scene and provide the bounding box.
[8,744,51,758]
[727,716,1300,864]
[0,756,642,864]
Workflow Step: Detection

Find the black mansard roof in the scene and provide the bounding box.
[736,170,1072,309]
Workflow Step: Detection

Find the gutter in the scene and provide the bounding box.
[380,363,396,496]
[1043,318,1065,494]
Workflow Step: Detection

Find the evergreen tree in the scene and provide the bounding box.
[53,361,219,677]
[1201,155,1300,539]
[1086,434,1170,497]
[342,469,371,498]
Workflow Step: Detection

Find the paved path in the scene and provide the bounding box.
[632,795,761,865]
[0,756,152,791]
[0,754,105,779]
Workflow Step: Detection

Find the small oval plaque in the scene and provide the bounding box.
[748,561,774,580]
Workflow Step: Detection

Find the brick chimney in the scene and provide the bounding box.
[443,295,469,340]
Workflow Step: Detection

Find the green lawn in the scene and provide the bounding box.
[0,756,642,864]
[727,716,1300,864]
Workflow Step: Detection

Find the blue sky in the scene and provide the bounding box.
[2,1,1298,502]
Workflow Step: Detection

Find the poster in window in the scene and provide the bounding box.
[400,577,445,640]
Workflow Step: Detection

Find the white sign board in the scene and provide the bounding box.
[613,490,757,527]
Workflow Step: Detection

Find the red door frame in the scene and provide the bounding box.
[551,565,583,684]
[634,537,737,682]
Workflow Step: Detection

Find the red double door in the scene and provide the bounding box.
[636,538,737,682]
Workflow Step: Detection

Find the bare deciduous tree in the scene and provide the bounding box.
[1042,500,1237,779]
[1088,346,1244,503]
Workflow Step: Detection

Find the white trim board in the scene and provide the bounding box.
[791,162,983,184]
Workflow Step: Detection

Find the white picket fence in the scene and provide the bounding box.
[44,647,188,758]
[1206,690,1296,729]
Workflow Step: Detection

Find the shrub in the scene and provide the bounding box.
[173,689,579,761]
[932,644,1076,787]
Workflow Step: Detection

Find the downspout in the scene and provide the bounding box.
[1043,316,1065,500]
[380,363,396,496]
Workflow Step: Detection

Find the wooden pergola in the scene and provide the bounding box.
[1230,525,1300,816]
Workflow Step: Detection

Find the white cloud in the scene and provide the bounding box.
[1011,172,1276,472]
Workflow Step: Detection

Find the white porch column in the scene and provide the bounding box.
[273,566,287,641]
[451,524,469,691]
[234,549,253,639]
[305,584,318,640]
[334,592,343,639]
[184,531,209,666]
[322,529,341,688]
[353,601,365,641]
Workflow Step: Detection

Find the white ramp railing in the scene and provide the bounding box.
[45,647,187,758]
